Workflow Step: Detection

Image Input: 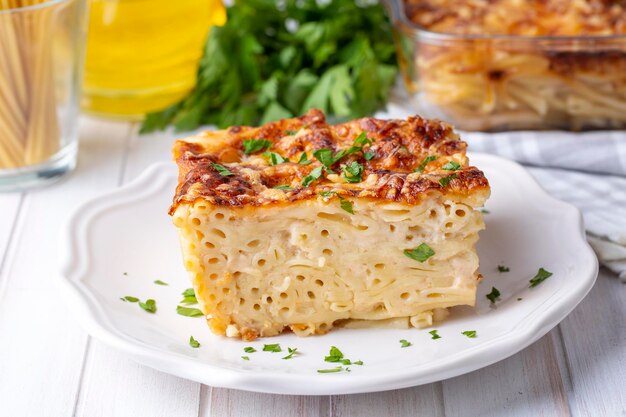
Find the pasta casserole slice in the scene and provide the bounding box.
[170,109,490,340]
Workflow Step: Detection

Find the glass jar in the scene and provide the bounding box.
[81,0,226,119]
[0,0,87,192]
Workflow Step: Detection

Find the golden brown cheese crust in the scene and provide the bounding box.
[405,0,626,36]
[171,109,489,213]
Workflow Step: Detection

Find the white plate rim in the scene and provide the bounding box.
[57,153,598,395]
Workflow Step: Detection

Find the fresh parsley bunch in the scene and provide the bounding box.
[140,0,397,133]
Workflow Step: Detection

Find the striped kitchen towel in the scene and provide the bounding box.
[377,103,626,281]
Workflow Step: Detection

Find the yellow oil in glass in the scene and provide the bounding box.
[82,0,226,119]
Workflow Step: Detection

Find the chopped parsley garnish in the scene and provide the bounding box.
[139,299,157,314]
[317,366,344,373]
[282,347,298,360]
[189,336,200,348]
[399,339,412,348]
[497,265,510,273]
[480,209,490,214]
[486,287,501,304]
[242,139,272,155]
[313,134,373,171]
[403,243,435,263]
[153,280,169,286]
[264,151,289,165]
[121,296,139,303]
[416,156,437,173]
[363,150,375,160]
[353,360,364,366]
[313,148,338,170]
[339,196,354,214]
[176,306,204,317]
[442,161,461,171]
[297,152,312,165]
[244,346,256,353]
[285,130,296,136]
[529,267,553,288]
[429,330,441,340]
[438,174,457,187]
[342,161,363,183]
[462,330,477,338]
[241,356,250,361]
[182,288,195,297]
[273,185,294,191]
[263,343,282,352]
[319,191,335,198]
[211,162,234,177]
[301,166,323,187]
[180,296,198,305]
[324,346,345,363]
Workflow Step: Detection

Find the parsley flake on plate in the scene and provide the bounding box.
[153,280,169,286]
[497,265,510,273]
[486,287,501,304]
[529,267,553,288]
[189,336,201,348]
[317,366,344,373]
[301,166,323,187]
[462,330,477,338]
[403,243,435,263]
[244,346,256,353]
[182,288,195,297]
[263,343,282,353]
[416,156,437,173]
[399,339,412,348]
[241,356,250,361]
[121,296,139,303]
[139,299,157,314]
[480,209,490,214]
[442,161,461,171]
[176,306,204,317]
[429,330,441,340]
[282,347,298,360]
[243,139,272,155]
[324,346,345,363]
[211,162,234,177]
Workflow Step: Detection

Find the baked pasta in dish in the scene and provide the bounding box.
[393,0,626,131]
[170,109,490,340]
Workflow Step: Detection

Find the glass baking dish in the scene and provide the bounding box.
[386,0,626,131]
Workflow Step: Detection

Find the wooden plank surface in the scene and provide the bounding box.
[0,118,624,417]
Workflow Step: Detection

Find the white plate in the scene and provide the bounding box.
[59,154,598,395]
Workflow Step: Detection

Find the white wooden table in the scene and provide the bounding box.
[0,117,624,417]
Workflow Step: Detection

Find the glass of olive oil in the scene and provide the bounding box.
[82,0,225,119]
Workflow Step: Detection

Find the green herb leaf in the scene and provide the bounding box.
[342,161,363,183]
[264,152,289,165]
[273,185,294,191]
[241,356,250,361]
[497,265,510,273]
[176,306,204,317]
[122,296,139,303]
[180,296,198,305]
[399,339,412,348]
[529,267,553,288]
[301,166,323,187]
[416,156,437,173]
[243,139,272,155]
[403,243,435,263]
[339,197,354,214]
[317,366,344,373]
[154,280,169,286]
[313,148,337,169]
[438,174,457,187]
[319,191,336,198]
[139,299,157,314]
[353,132,372,148]
[462,330,477,338]
[324,346,345,362]
[212,163,234,177]
[480,209,490,214]
[353,360,364,366]
[429,330,441,340]
[297,152,312,165]
[263,343,282,353]
[486,287,501,303]
[189,336,201,348]
[363,151,375,160]
[182,288,195,298]
[282,347,298,360]
[244,346,256,353]
[442,161,461,171]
